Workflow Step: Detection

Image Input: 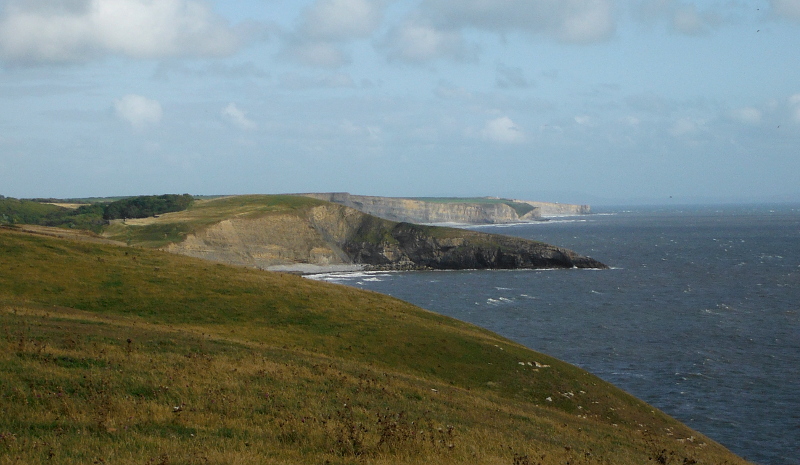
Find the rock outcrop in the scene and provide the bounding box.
[341,220,606,270]
[301,193,590,224]
[163,199,606,272]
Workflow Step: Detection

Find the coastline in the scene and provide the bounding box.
[265,263,366,275]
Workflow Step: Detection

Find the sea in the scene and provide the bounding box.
[309,204,800,465]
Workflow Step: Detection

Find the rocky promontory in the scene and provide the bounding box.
[150,196,606,272]
[302,193,590,224]
[347,221,606,270]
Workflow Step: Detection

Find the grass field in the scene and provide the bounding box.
[0,226,749,464]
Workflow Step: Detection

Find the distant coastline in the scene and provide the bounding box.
[300,192,591,225]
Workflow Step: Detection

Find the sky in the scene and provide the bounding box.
[1,0,800,205]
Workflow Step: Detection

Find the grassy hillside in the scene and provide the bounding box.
[0,226,748,464]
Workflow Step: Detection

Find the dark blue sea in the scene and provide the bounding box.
[310,205,800,465]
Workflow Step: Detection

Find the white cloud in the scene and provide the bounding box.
[771,0,800,22]
[481,116,525,144]
[300,0,385,41]
[730,107,763,125]
[222,103,257,131]
[557,0,616,43]
[382,18,476,62]
[114,94,162,129]
[421,0,615,44]
[281,0,386,68]
[669,117,703,137]
[0,0,240,64]
[672,5,708,35]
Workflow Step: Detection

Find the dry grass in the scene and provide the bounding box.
[0,227,750,464]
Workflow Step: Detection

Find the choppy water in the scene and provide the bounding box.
[310,205,800,465]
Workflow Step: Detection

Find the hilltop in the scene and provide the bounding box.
[98,195,606,272]
[0,225,749,464]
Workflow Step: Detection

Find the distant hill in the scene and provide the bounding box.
[0,225,750,465]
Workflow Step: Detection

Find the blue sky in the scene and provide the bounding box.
[1,0,799,204]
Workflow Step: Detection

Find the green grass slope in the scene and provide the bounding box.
[0,227,748,464]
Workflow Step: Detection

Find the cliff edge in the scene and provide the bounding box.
[302,193,590,224]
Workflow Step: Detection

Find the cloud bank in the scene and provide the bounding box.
[0,0,240,64]
[421,0,615,44]
[381,17,476,63]
[282,0,387,67]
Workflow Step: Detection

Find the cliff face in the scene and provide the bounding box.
[163,200,606,271]
[302,193,589,224]
[519,200,592,216]
[164,214,349,269]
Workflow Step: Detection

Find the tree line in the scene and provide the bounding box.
[0,194,194,232]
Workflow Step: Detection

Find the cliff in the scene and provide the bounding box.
[301,193,590,224]
[120,196,607,271]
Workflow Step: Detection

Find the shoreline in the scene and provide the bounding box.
[265,263,366,275]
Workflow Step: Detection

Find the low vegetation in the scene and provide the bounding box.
[0,194,194,234]
[102,194,194,221]
[0,226,748,464]
[0,197,105,232]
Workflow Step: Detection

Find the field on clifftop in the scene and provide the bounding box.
[0,226,749,464]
